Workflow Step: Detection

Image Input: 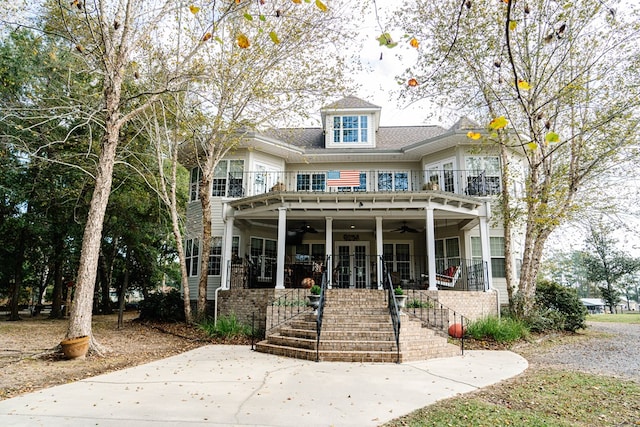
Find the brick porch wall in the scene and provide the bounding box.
[216,288,499,334]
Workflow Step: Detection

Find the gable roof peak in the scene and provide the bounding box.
[321,96,381,110]
[449,116,481,131]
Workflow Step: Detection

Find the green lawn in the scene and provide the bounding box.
[587,312,640,324]
[383,368,640,427]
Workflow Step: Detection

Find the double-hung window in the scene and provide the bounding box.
[471,236,506,278]
[212,160,245,197]
[435,237,460,272]
[296,173,326,191]
[189,168,201,202]
[185,238,199,276]
[377,172,409,192]
[250,237,277,280]
[333,115,368,143]
[383,243,411,280]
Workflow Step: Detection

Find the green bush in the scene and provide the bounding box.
[532,280,587,332]
[138,289,185,322]
[198,314,252,339]
[466,316,529,343]
[406,299,433,309]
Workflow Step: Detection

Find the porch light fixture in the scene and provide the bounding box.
[350,224,356,229]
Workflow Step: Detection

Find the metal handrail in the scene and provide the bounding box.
[404,289,469,354]
[264,288,312,335]
[315,259,329,362]
[381,256,401,363]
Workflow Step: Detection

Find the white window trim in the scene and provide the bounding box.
[325,114,374,148]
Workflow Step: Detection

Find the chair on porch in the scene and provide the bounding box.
[435,265,461,288]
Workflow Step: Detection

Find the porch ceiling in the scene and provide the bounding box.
[227,191,485,231]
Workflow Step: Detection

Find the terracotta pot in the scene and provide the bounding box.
[448,323,465,339]
[60,335,90,359]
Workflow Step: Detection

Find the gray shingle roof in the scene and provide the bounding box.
[261,125,446,150]
[321,96,381,110]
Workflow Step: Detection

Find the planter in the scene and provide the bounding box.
[60,335,90,359]
[395,295,407,313]
[307,294,321,315]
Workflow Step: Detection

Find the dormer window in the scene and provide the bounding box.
[333,115,368,143]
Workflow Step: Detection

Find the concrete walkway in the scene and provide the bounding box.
[0,346,528,427]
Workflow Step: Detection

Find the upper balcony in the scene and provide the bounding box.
[189,169,501,202]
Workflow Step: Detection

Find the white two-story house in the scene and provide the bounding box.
[182,96,516,310]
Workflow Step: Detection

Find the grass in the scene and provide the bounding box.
[197,314,252,339]
[383,368,640,426]
[465,315,530,343]
[587,312,640,324]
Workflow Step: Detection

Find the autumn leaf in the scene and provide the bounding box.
[237,34,250,49]
[545,132,560,143]
[489,116,508,130]
[201,32,212,42]
[409,38,419,48]
[376,33,398,48]
[269,31,280,44]
[408,78,419,87]
[509,20,517,31]
[467,132,482,140]
[244,13,253,21]
[527,141,538,150]
[517,79,531,90]
[292,0,302,3]
[315,0,328,12]
[189,4,200,14]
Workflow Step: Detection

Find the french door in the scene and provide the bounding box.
[334,242,370,289]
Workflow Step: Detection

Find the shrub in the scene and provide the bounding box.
[198,314,252,339]
[310,284,321,295]
[394,286,404,295]
[532,280,587,332]
[138,289,185,322]
[466,316,529,343]
[406,299,433,309]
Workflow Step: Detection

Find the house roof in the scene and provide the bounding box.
[261,125,446,150]
[321,96,381,110]
[580,298,605,306]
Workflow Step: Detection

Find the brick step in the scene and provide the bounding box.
[267,334,317,350]
[318,330,396,341]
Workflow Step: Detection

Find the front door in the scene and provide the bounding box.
[334,242,370,289]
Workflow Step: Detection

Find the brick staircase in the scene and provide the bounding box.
[255,289,460,363]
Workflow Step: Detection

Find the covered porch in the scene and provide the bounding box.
[220,190,493,292]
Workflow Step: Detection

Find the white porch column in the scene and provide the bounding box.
[375,216,383,289]
[479,201,493,291]
[325,217,333,289]
[221,205,235,290]
[275,207,287,289]
[425,206,437,291]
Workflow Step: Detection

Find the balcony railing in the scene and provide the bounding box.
[227,256,487,291]
[192,169,501,201]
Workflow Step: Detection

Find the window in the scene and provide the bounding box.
[425,159,456,192]
[250,237,277,280]
[471,236,506,278]
[208,236,223,276]
[296,173,326,191]
[490,236,506,278]
[384,243,411,280]
[377,172,409,191]
[295,243,326,262]
[189,168,201,202]
[435,237,460,272]
[212,160,245,198]
[333,115,368,143]
[185,238,199,276]
[465,156,501,196]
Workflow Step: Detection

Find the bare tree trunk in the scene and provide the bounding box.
[66,86,122,352]
[50,258,64,319]
[117,247,130,329]
[197,175,213,319]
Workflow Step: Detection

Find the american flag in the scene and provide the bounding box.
[327,170,361,187]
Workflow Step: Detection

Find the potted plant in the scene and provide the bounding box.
[307,285,322,314]
[60,335,90,359]
[394,286,407,313]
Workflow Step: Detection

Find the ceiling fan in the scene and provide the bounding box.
[298,222,318,234]
[392,221,420,233]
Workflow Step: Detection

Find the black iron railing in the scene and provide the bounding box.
[403,289,469,354]
[194,168,501,201]
[315,261,329,362]
[381,256,401,363]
